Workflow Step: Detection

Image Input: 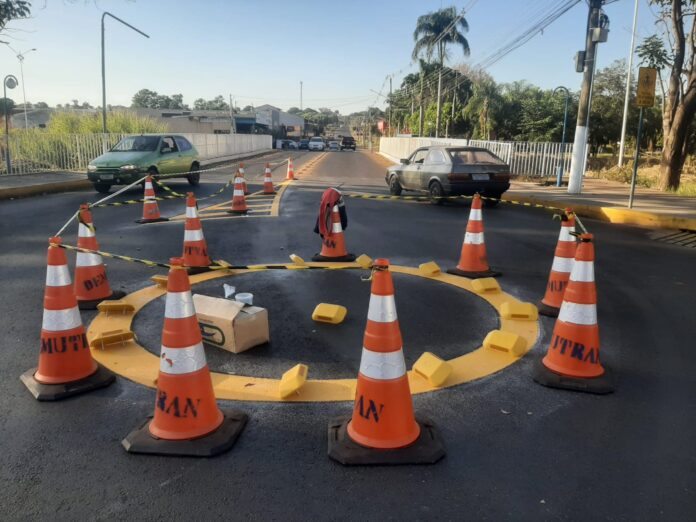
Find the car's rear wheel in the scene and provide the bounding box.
[389,175,403,196]
[429,180,445,205]
[93,183,111,194]
[187,163,200,186]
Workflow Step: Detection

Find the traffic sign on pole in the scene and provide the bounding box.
[635,67,656,108]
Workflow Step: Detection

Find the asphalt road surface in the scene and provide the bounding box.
[1,149,695,520]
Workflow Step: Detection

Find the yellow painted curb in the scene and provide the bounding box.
[86,264,540,402]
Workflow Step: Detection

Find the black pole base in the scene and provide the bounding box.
[537,301,560,318]
[311,253,357,262]
[20,364,116,401]
[226,210,248,215]
[446,267,501,279]
[328,415,445,466]
[121,409,248,458]
[135,217,169,224]
[533,360,614,395]
[77,289,127,310]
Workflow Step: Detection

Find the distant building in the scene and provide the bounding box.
[132,108,234,134]
[255,105,304,138]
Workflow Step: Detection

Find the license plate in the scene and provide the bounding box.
[100,174,114,180]
[472,174,489,181]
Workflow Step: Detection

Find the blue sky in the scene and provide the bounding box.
[1,0,660,114]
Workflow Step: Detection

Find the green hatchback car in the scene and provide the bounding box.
[87,134,201,193]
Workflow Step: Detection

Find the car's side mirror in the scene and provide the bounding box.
[160,146,172,154]
[400,158,410,165]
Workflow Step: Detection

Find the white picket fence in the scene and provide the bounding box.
[379,137,573,178]
[0,132,272,175]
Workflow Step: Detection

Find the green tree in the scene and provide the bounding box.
[0,0,30,33]
[412,6,470,137]
[0,96,15,115]
[34,101,48,108]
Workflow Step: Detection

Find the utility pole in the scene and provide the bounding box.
[567,0,608,194]
[300,81,303,110]
[418,72,424,137]
[388,76,392,137]
[435,67,442,138]
[618,0,639,167]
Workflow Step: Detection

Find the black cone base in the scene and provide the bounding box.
[122,409,248,457]
[328,415,445,466]
[312,253,357,262]
[533,360,614,395]
[135,217,169,224]
[446,267,501,279]
[537,301,560,317]
[20,364,116,401]
[77,289,127,310]
[185,263,220,276]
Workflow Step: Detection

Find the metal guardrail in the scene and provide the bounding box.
[0,132,273,176]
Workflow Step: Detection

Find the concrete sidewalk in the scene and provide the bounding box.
[0,172,90,200]
[505,177,696,231]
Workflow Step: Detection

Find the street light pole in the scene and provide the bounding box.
[3,74,19,174]
[618,0,639,167]
[1,42,36,129]
[553,86,570,187]
[101,12,149,148]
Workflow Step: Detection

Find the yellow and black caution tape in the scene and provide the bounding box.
[153,178,232,202]
[92,194,182,208]
[51,243,368,272]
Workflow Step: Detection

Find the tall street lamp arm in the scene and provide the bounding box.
[101,11,150,136]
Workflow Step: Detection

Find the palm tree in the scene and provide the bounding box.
[412,6,470,137]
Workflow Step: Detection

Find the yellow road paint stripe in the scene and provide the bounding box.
[87,264,539,402]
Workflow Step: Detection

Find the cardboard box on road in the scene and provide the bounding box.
[192,294,269,354]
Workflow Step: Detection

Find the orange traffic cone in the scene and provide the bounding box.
[20,237,115,400]
[312,203,355,262]
[182,193,213,274]
[136,176,168,224]
[538,209,576,317]
[122,257,248,456]
[263,163,275,194]
[286,158,295,180]
[227,171,248,215]
[73,204,125,310]
[447,193,500,278]
[534,234,613,394]
[239,163,249,195]
[328,259,445,465]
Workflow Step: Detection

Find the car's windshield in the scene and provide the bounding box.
[310,137,323,142]
[449,149,505,165]
[111,136,160,152]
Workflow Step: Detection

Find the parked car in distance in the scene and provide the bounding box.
[340,136,356,151]
[385,146,511,205]
[328,141,340,151]
[299,139,309,150]
[282,139,298,150]
[308,136,325,151]
[87,134,200,194]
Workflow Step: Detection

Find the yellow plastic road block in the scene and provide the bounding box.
[356,254,373,269]
[471,277,501,294]
[289,254,306,266]
[97,300,135,315]
[150,274,168,287]
[500,301,539,321]
[412,352,452,387]
[89,329,135,350]
[418,261,441,277]
[312,303,347,324]
[483,330,527,357]
[279,364,308,399]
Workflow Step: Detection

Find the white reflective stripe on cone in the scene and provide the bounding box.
[558,302,597,325]
[42,307,82,331]
[145,182,154,189]
[186,206,198,218]
[184,229,204,242]
[569,260,594,282]
[559,226,575,242]
[78,223,95,238]
[367,294,398,323]
[240,168,245,174]
[159,342,207,375]
[234,178,244,184]
[359,347,406,380]
[464,232,484,245]
[46,265,72,287]
[233,189,245,197]
[331,222,343,233]
[469,209,482,221]
[165,291,195,319]
[332,205,339,213]
[551,256,574,273]
[76,252,103,267]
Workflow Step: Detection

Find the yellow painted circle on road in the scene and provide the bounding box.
[86,263,539,402]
